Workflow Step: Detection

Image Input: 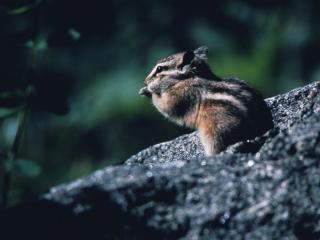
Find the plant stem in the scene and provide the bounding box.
[1,1,40,208]
[1,106,29,207]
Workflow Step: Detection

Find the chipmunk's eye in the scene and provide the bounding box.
[156,65,165,73]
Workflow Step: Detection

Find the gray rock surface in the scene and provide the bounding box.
[1,81,320,240]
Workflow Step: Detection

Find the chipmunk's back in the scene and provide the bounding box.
[201,77,273,139]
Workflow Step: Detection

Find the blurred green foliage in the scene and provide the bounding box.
[0,0,319,206]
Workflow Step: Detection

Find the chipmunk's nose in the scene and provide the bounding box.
[139,86,152,98]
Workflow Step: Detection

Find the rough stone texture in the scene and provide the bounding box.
[1,81,320,240]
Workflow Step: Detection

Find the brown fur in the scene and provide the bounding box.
[139,47,274,156]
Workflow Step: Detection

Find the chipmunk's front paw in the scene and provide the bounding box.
[138,87,152,98]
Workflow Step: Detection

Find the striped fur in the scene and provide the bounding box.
[139,47,274,155]
[202,92,248,113]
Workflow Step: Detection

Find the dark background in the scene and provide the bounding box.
[0,0,319,206]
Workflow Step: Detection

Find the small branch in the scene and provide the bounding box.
[1,106,29,207]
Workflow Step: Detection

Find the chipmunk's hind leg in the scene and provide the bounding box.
[199,132,224,156]
[197,103,245,156]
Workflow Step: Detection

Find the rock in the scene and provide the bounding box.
[1,81,320,240]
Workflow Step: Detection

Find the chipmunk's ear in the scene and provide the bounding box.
[178,51,194,68]
[194,46,208,61]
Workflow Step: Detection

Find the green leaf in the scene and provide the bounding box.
[14,159,41,178]
[0,108,18,119]
[26,39,48,51]
[68,28,81,41]
[36,39,47,50]
[5,0,43,15]
[8,5,33,15]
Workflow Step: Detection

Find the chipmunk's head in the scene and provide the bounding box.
[139,46,217,98]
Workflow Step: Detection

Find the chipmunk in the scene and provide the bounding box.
[139,46,274,156]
